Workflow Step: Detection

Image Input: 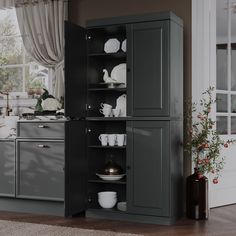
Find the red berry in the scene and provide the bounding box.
[204,143,209,148]
[205,159,210,164]
[197,160,202,164]
[213,178,218,184]
[224,143,229,148]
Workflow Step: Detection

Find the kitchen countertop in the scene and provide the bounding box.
[0,138,15,141]
[18,116,66,122]
[0,116,66,139]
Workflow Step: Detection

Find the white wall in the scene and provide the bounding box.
[192,0,217,207]
[192,0,216,105]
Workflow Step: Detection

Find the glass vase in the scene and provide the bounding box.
[186,168,209,220]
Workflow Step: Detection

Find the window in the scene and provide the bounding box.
[0,8,49,94]
[216,0,236,135]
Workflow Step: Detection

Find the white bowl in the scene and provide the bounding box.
[117,201,127,211]
[98,191,117,198]
[96,173,126,181]
[98,197,117,209]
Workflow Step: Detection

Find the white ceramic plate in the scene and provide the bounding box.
[116,94,127,117]
[104,38,120,53]
[121,39,126,52]
[96,173,126,181]
[111,63,126,85]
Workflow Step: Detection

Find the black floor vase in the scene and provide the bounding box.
[186,168,209,220]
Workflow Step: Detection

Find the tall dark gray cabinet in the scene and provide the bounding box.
[65,12,183,225]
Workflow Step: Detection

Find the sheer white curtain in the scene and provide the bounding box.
[15,0,68,99]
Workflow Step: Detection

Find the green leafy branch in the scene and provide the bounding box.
[185,87,235,183]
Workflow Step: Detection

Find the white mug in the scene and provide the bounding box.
[112,108,120,117]
[99,107,112,117]
[100,103,112,109]
[108,134,116,146]
[99,134,108,146]
[116,134,125,146]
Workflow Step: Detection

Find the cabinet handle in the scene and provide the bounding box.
[37,144,49,148]
[38,125,49,128]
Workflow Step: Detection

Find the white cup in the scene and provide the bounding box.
[100,103,112,117]
[99,107,112,117]
[112,108,121,117]
[99,134,108,146]
[116,134,125,146]
[100,103,112,109]
[108,134,116,146]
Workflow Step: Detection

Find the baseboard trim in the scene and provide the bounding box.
[0,197,64,216]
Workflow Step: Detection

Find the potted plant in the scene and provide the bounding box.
[185,87,235,220]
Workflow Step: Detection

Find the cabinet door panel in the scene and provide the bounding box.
[127,121,170,216]
[128,21,169,116]
[0,141,15,196]
[16,140,64,201]
[65,120,86,217]
[65,21,87,118]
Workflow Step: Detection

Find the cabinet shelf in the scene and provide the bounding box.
[88,145,126,149]
[86,117,128,121]
[88,87,126,92]
[88,52,126,58]
[88,179,126,185]
[87,207,126,214]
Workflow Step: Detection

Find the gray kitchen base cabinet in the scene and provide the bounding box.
[16,140,64,201]
[0,140,15,197]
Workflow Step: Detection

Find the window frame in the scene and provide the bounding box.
[0,8,52,112]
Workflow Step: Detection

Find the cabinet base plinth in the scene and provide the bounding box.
[86,209,177,225]
[0,198,64,216]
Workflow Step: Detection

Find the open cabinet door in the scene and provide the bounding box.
[64,21,87,216]
[64,21,87,118]
[65,120,87,217]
